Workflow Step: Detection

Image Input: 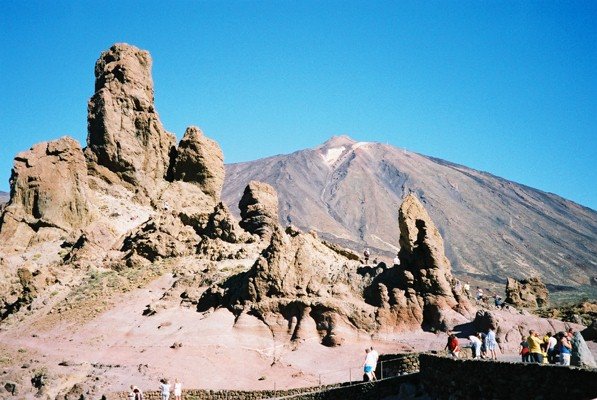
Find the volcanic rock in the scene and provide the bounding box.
[239,181,280,240]
[368,194,473,332]
[0,137,91,246]
[505,276,549,308]
[168,126,225,202]
[571,331,597,368]
[85,43,176,202]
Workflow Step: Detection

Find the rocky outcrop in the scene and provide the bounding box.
[85,43,176,202]
[367,194,473,332]
[505,277,549,308]
[0,137,91,246]
[571,331,597,368]
[168,126,225,202]
[239,181,280,240]
[121,213,199,261]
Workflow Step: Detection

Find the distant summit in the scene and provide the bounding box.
[223,136,597,289]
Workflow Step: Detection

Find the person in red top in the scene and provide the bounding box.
[445,333,461,358]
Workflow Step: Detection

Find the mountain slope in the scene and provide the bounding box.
[223,136,597,287]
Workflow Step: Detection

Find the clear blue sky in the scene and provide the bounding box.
[1,1,596,209]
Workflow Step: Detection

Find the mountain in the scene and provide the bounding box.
[223,135,597,288]
[0,191,8,205]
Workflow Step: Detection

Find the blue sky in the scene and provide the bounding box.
[1,1,596,209]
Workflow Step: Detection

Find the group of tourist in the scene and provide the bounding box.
[128,378,182,400]
[520,328,573,365]
[445,327,498,360]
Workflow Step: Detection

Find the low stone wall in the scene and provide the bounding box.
[419,353,597,400]
[377,352,420,377]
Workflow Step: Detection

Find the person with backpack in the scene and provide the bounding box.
[519,337,530,362]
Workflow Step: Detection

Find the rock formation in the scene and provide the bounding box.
[168,126,225,202]
[505,277,549,308]
[85,43,176,202]
[201,192,474,343]
[239,181,280,240]
[571,331,597,368]
[367,194,473,332]
[0,137,91,246]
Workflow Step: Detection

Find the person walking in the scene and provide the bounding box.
[519,337,530,362]
[362,348,377,381]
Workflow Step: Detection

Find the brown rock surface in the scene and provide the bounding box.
[168,126,225,202]
[505,276,549,308]
[85,43,176,202]
[239,181,280,240]
[368,194,473,332]
[0,137,91,246]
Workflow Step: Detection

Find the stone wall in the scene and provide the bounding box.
[419,353,597,400]
[377,352,420,377]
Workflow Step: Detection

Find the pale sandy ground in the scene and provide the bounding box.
[0,271,593,399]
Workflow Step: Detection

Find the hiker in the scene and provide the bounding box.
[128,386,135,400]
[363,248,371,265]
[527,330,544,363]
[519,337,530,362]
[362,348,377,381]
[493,294,504,309]
[159,379,171,400]
[445,333,460,358]
[468,333,482,359]
[485,327,498,360]
[173,378,182,400]
[393,252,400,266]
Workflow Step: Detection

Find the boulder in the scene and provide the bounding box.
[168,126,225,202]
[239,181,280,240]
[505,276,549,308]
[571,331,596,368]
[85,43,176,202]
[0,137,91,246]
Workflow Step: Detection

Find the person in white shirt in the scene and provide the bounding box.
[369,346,380,378]
[159,379,170,400]
[468,333,482,359]
[546,332,558,364]
[393,253,400,266]
[173,378,182,400]
[362,348,377,381]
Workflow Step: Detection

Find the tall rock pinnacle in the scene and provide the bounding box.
[85,43,176,201]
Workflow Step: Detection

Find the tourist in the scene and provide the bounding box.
[445,333,460,358]
[493,294,504,309]
[363,248,371,265]
[159,379,171,400]
[128,386,135,400]
[362,348,377,381]
[559,330,572,366]
[519,337,530,362]
[527,330,544,363]
[463,282,471,298]
[546,332,558,364]
[173,378,182,400]
[369,346,380,378]
[479,331,487,359]
[468,333,482,359]
[393,252,400,266]
[454,280,462,294]
[485,327,498,360]
[476,287,484,303]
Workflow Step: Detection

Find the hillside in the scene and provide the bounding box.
[223,136,597,289]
